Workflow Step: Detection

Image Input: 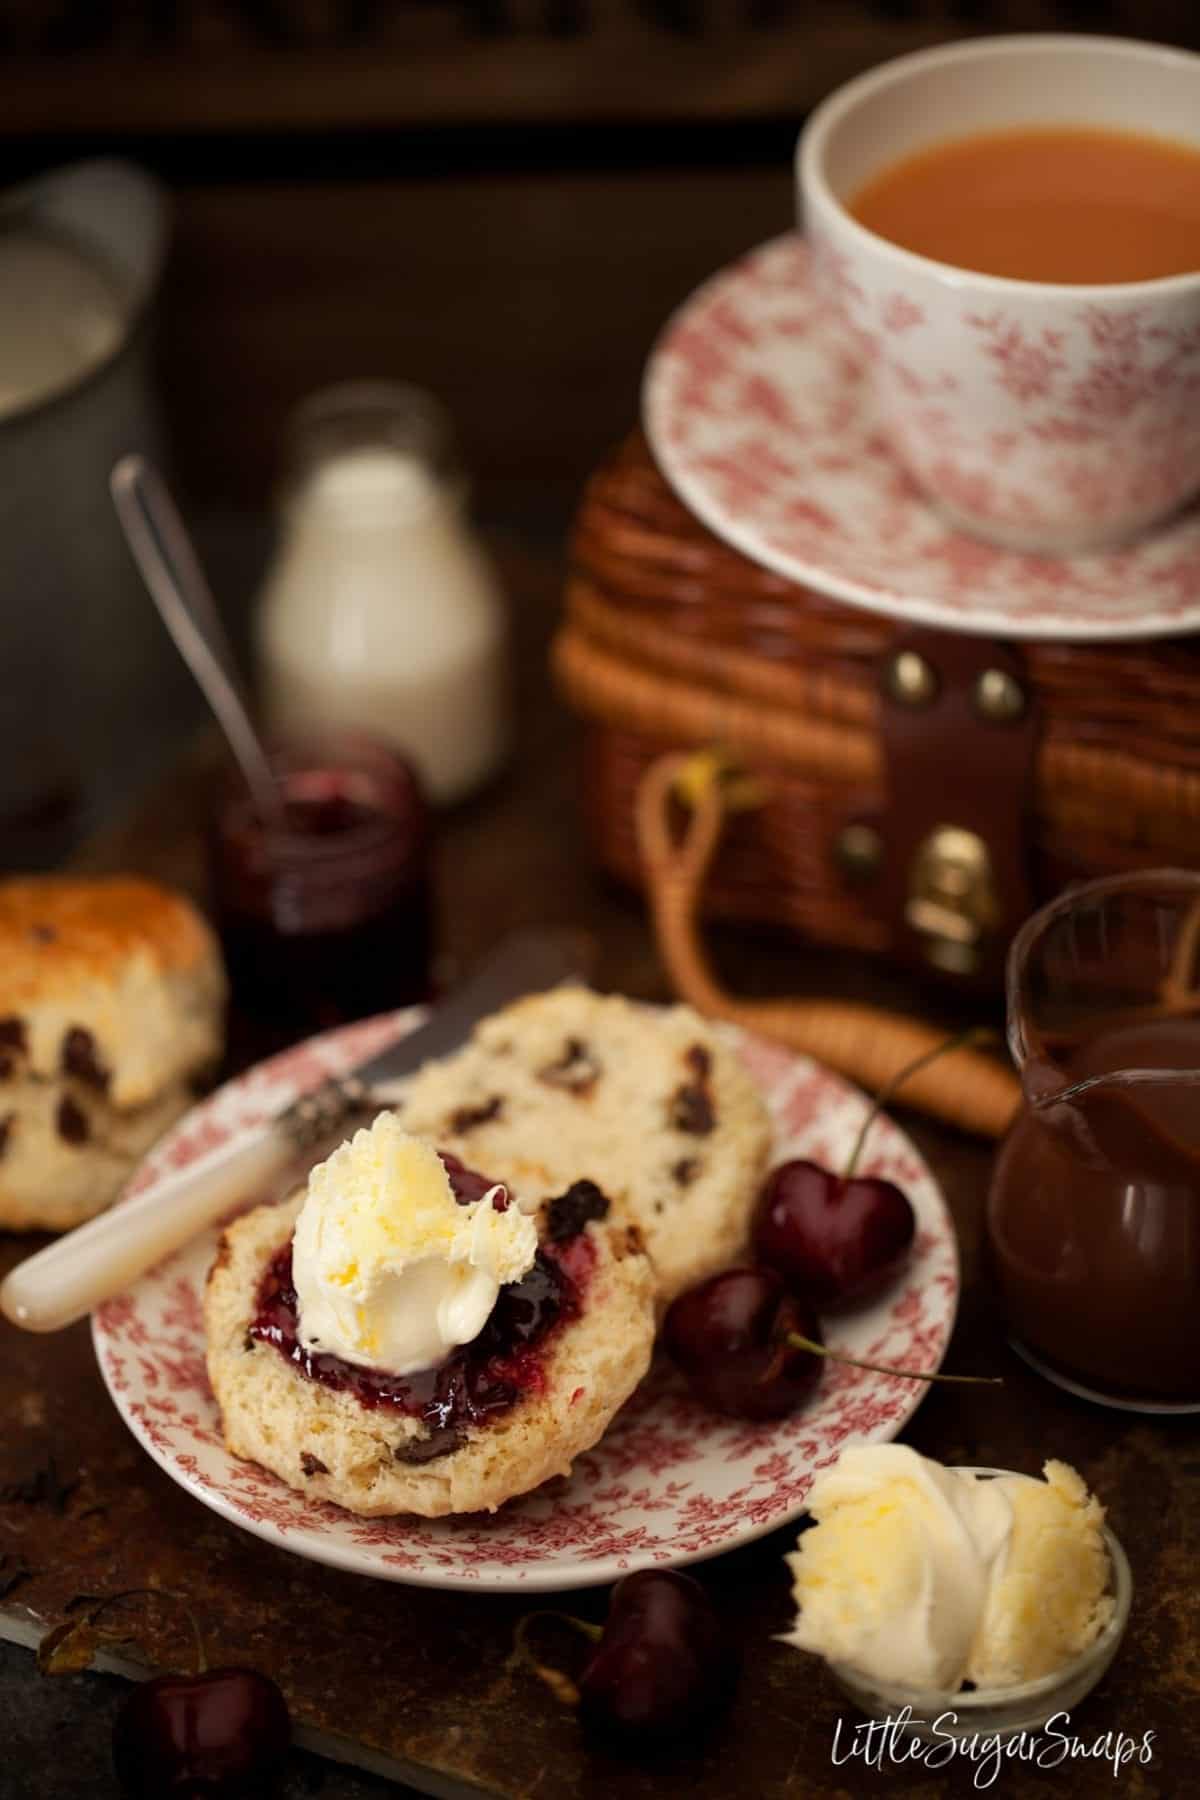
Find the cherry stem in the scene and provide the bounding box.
[78,1588,207,1676]
[784,1333,1003,1387]
[507,1610,603,1709]
[844,1025,998,1180]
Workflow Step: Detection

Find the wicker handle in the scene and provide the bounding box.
[635,751,1022,1139]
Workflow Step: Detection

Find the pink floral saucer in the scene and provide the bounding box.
[92,1010,957,1593]
[643,234,1200,642]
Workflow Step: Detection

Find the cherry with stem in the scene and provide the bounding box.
[509,1573,736,1741]
[38,1586,291,1799]
[754,1026,998,1309]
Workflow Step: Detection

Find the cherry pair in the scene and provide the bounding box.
[664,1157,916,1420]
[665,1030,1000,1420]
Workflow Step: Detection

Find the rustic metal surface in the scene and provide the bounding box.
[2,535,1196,1796]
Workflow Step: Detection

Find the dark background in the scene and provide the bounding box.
[4,10,1199,1796]
[4,0,1200,861]
[6,0,1200,524]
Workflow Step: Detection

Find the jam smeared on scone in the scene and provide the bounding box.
[204,1101,656,1518]
[247,1156,607,1439]
[438,1150,500,1206]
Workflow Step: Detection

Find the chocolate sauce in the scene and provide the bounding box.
[247,1157,598,1434]
[988,1016,1200,1402]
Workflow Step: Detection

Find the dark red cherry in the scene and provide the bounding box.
[754,1159,915,1308]
[112,1666,290,1797]
[662,1267,823,1419]
[579,1569,736,1740]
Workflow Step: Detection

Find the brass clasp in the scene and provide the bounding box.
[906,825,1001,975]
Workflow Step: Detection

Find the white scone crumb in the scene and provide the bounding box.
[205,1183,656,1517]
[0,875,225,1231]
[397,987,771,1302]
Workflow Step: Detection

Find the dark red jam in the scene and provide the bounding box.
[247,1162,604,1439]
[210,733,432,1046]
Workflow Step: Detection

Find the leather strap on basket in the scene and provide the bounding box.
[874,630,1038,985]
[634,749,1021,1139]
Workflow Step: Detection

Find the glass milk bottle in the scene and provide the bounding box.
[255,383,510,805]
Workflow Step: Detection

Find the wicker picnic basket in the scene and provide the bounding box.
[554,431,1200,1005]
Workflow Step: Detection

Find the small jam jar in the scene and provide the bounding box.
[210,731,432,1042]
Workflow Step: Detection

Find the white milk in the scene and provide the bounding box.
[255,441,510,805]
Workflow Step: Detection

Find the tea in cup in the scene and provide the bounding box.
[798,35,1200,554]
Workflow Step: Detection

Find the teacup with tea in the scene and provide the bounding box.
[798,35,1200,554]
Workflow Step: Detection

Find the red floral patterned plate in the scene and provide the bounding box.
[92,1009,957,1592]
[643,234,1200,642]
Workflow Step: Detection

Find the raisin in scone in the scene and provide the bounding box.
[396,988,771,1304]
[0,877,226,1231]
[205,1119,655,1517]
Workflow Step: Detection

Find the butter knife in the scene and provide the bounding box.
[0,929,587,1333]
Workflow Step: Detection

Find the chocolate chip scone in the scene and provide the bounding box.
[397,987,772,1304]
[205,1169,655,1518]
[0,877,226,1231]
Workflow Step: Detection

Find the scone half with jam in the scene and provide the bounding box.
[205,1114,655,1518]
[397,987,772,1304]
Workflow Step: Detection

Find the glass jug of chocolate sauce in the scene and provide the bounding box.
[988,870,1200,1412]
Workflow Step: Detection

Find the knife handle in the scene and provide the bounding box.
[0,1130,289,1333]
[1,929,594,1333]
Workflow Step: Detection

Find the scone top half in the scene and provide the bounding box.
[0,875,226,1109]
[205,1119,656,1517]
[397,986,773,1305]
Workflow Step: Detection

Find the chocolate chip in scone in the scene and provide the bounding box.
[56,1095,89,1145]
[672,1157,701,1187]
[668,1082,716,1135]
[0,1115,12,1158]
[394,1427,466,1465]
[449,1095,503,1133]
[300,1452,329,1478]
[546,1178,610,1242]
[538,1036,602,1097]
[0,1018,26,1053]
[668,1042,717,1134]
[242,1333,256,1353]
[61,1026,110,1093]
